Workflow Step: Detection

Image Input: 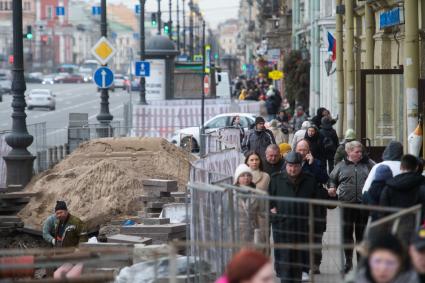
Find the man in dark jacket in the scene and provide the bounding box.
[295,139,329,274]
[242,116,276,162]
[42,201,88,247]
[380,154,425,241]
[263,144,284,176]
[265,86,282,121]
[269,152,317,282]
[319,117,339,173]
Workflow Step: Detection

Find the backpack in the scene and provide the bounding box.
[323,136,336,152]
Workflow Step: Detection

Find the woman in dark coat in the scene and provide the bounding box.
[319,117,339,173]
[304,125,325,164]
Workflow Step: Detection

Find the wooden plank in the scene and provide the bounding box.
[0,215,21,222]
[0,192,38,199]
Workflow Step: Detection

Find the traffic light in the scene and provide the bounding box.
[25,25,32,39]
[151,13,157,27]
[163,22,170,35]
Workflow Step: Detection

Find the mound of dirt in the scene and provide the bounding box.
[18,137,195,231]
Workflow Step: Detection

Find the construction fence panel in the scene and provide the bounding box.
[187,182,421,283]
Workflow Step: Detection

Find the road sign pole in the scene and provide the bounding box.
[96,0,114,137]
[200,20,206,157]
[139,0,147,105]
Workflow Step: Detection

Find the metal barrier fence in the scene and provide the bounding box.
[188,182,422,283]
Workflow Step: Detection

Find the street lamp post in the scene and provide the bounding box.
[182,0,186,54]
[189,0,194,60]
[157,0,162,35]
[177,0,180,51]
[200,20,206,156]
[96,0,113,136]
[168,0,172,40]
[4,0,35,187]
[139,0,147,105]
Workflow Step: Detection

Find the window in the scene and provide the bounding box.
[0,2,3,10]
[46,5,53,19]
[205,116,228,129]
[24,1,31,10]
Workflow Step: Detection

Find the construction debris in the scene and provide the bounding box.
[17,137,195,232]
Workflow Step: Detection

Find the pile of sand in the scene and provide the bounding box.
[18,137,195,231]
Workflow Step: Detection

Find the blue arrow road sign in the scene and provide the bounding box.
[56,6,65,16]
[93,67,114,89]
[135,4,141,14]
[92,6,101,15]
[135,61,150,77]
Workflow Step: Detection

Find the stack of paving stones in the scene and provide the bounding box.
[0,186,37,233]
[118,179,187,244]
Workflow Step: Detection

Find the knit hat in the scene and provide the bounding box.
[374,164,393,182]
[345,129,356,140]
[269,119,278,128]
[233,164,253,185]
[279,143,292,155]
[367,233,404,258]
[301,121,311,130]
[55,200,68,211]
[255,117,266,125]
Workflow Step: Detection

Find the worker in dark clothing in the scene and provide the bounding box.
[242,117,276,162]
[42,201,88,248]
[269,152,317,282]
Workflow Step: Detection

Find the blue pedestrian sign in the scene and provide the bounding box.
[93,67,114,89]
[135,61,150,77]
[92,6,101,16]
[56,6,65,16]
[135,4,141,14]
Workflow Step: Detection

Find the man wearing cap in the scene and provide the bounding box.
[42,201,88,247]
[409,227,425,282]
[269,151,317,282]
[242,116,276,162]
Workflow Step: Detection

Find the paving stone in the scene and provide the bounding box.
[138,211,162,218]
[170,192,187,197]
[140,196,175,203]
[142,179,178,190]
[143,185,177,193]
[107,234,153,245]
[142,218,170,225]
[145,202,167,209]
[143,190,172,197]
[144,207,163,213]
[121,223,187,235]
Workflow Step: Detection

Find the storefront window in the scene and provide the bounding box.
[365,74,404,147]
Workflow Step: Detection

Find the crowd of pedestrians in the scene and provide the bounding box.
[223,101,425,283]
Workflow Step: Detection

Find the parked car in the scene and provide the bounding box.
[25,75,43,83]
[0,72,11,93]
[113,74,127,89]
[26,89,56,110]
[171,113,256,152]
[54,73,84,83]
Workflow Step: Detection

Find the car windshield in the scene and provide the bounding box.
[30,90,50,95]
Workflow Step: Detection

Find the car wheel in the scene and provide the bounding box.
[50,106,55,111]
[180,137,199,153]
[27,106,33,110]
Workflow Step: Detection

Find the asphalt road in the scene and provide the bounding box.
[0,83,133,146]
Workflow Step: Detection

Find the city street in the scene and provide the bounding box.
[0,83,132,146]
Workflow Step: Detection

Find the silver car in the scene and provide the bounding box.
[27,89,56,110]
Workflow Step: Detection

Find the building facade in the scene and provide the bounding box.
[292,0,337,120]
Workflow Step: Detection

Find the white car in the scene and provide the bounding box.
[171,113,256,152]
[42,74,55,85]
[26,89,56,110]
[113,74,127,89]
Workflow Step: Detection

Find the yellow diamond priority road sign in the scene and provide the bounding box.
[91,37,117,65]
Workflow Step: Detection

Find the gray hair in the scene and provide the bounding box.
[345,140,363,152]
[266,144,280,153]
